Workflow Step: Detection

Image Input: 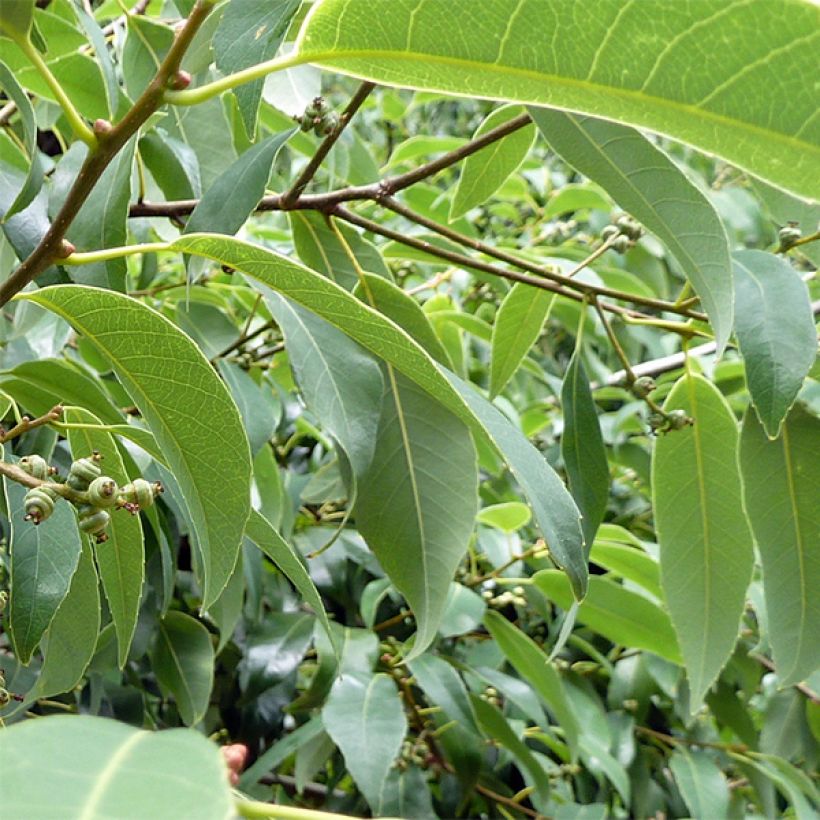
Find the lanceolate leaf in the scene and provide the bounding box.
[4,472,83,664]
[533,570,682,665]
[37,540,100,698]
[670,749,731,819]
[296,0,820,199]
[451,104,536,219]
[322,673,407,812]
[151,611,214,726]
[22,285,252,609]
[739,405,820,686]
[176,235,587,598]
[66,408,144,669]
[732,250,816,438]
[561,348,609,550]
[0,716,233,819]
[490,283,555,398]
[355,372,478,659]
[530,110,733,353]
[652,373,754,709]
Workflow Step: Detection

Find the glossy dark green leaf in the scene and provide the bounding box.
[531,110,733,353]
[297,0,820,199]
[23,285,252,609]
[184,130,293,238]
[589,539,662,601]
[151,611,214,726]
[356,372,478,659]
[214,0,301,136]
[322,673,407,812]
[534,570,682,664]
[66,408,144,669]
[653,373,754,708]
[4,472,83,664]
[484,609,579,755]
[561,347,609,549]
[740,405,820,686]
[0,60,44,218]
[733,250,816,438]
[37,540,100,698]
[451,104,536,218]
[490,283,554,398]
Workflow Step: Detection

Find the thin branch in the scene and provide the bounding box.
[0,0,216,307]
[280,82,375,208]
[750,653,820,704]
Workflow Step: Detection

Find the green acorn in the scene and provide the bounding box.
[78,505,110,543]
[24,486,58,525]
[19,454,52,480]
[88,476,119,508]
[66,452,102,491]
[631,375,657,399]
[667,409,693,430]
[119,478,163,512]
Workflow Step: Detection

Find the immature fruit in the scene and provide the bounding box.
[778,222,801,250]
[601,225,619,241]
[667,409,693,430]
[19,454,50,480]
[88,476,119,508]
[66,453,102,491]
[0,589,7,614]
[119,478,163,511]
[0,689,10,707]
[631,375,657,399]
[24,486,58,524]
[610,235,632,254]
[78,505,110,543]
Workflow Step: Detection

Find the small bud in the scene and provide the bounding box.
[667,409,693,430]
[601,225,619,241]
[610,235,632,254]
[168,70,191,91]
[93,119,113,137]
[56,239,76,259]
[648,412,666,433]
[631,375,657,399]
[778,223,802,250]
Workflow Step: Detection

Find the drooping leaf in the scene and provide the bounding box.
[450,104,536,219]
[652,373,754,708]
[0,715,233,818]
[0,60,45,218]
[184,130,293,238]
[561,347,609,549]
[295,0,820,199]
[4,472,83,664]
[530,110,733,353]
[36,540,100,698]
[175,234,586,597]
[732,250,816,437]
[151,611,214,726]
[66,408,144,669]
[484,609,579,755]
[214,0,301,137]
[739,405,820,686]
[140,129,202,200]
[217,361,280,456]
[408,653,480,735]
[534,570,682,664]
[322,673,407,812]
[490,282,555,398]
[355,372,478,659]
[22,285,252,608]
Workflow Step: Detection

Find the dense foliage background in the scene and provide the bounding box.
[0,1,818,818]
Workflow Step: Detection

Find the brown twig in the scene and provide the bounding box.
[0,404,64,443]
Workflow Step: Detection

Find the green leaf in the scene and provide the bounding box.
[0,0,34,38]
[140,129,202,200]
[355,372,478,659]
[151,611,214,726]
[217,361,280,456]
[561,347,609,549]
[244,509,335,649]
[476,501,531,533]
[322,673,408,812]
[534,570,682,665]
[0,715,233,818]
[4,473,83,664]
[206,549,244,654]
[214,0,301,137]
[484,609,579,755]
[739,405,820,686]
[450,104,536,219]
[184,130,293,239]
[652,373,754,708]
[470,692,551,802]
[36,540,100,698]
[530,110,733,353]
[408,653,480,734]
[732,250,816,438]
[544,182,611,220]
[65,408,144,669]
[0,60,45,218]
[490,282,554,398]
[22,285,252,609]
[175,234,585,597]
[589,539,662,601]
[296,0,820,199]
[122,15,173,99]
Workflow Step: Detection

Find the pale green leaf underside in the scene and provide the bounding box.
[297,0,820,200]
[652,373,754,710]
[21,285,252,609]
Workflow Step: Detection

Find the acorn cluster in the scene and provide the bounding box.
[294,96,340,137]
[19,452,163,544]
[601,214,644,253]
